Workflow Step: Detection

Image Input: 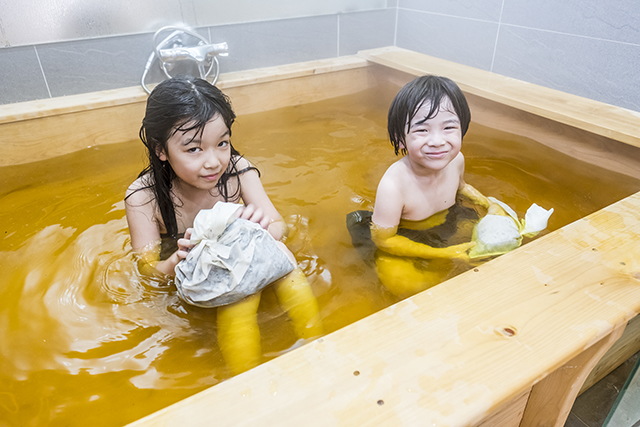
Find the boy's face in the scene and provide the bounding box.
[402,98,462,173]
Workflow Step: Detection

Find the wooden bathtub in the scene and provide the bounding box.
[2,47,640,427]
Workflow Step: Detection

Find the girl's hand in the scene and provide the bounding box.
[176,228,194,261]
[237,204,272,230]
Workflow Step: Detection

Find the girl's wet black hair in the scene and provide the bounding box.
[387,75,471,156]
[127,75,257,239]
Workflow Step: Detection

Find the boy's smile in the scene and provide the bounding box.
[403,98,462,173]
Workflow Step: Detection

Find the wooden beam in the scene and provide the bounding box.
[519,323,625,427]
[581,314,640,394]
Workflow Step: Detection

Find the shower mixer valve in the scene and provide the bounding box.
[141,26,228,94]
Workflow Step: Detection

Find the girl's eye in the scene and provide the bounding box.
[218,140,230,148]
[187,147,201,153]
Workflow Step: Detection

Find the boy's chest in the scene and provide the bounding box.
[401,175,460,221]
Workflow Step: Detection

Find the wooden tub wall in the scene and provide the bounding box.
[2,47,640,427]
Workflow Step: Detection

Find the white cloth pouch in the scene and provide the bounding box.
[175,202,296,307]
[469,197,554,259]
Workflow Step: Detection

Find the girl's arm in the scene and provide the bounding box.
[235,158,288,241]
[371,173,473,259]
[124,183,192,276]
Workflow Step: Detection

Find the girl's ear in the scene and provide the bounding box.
[156,147,167,162]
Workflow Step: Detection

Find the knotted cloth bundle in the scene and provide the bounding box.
[175,202,296,307]
[469,197,554,259]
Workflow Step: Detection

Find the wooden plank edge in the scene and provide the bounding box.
[0,55,370,125]
[580,313,640,394]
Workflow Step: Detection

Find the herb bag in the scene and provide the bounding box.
[468,197,554,259]
[175,202,296,307]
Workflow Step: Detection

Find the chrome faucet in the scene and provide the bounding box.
[141,26,228,94]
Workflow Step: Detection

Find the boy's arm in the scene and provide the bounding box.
[458,182,507,215]
[458,182,490,208]
[457,158,506,215]
[371,174,474,259]
[371,224,475,259]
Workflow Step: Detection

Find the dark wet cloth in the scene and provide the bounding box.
[346,203,479,264]
[159,233,184,260]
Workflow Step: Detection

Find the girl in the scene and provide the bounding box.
[125,76,322,374]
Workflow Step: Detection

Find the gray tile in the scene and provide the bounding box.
[399,0,503,22]
[35,28,213,97]
[396,9,498,71]
[493,25,640,112]
[208,16,338,73]
[501,0,640,44]
[0,46,50,104]
[36,33,155,96]
[564,412,589,427]
[387,0,399,8]
[339,9,396,55]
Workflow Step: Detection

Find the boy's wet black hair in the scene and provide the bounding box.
[127,75,256,239]
[387,75,471,156]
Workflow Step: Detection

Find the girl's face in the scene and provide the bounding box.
[159,114,231,192]
[402,97,462,173]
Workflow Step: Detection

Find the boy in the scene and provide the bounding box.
[371,75,502,297]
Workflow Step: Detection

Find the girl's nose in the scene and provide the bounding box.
[203,150,221,169]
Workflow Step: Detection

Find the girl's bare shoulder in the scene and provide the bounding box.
[125,175,155,206]
[234,155,253,171]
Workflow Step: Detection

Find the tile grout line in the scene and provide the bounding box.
[489,0,505,72]
[33,45,52,98]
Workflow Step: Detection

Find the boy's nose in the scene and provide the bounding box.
[427,134,446,146]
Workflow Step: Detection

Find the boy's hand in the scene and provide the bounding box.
[440,241,476,261]
[488,202,509,216]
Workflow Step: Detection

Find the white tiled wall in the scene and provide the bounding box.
[0,10,395,105]
[395,0,640,112]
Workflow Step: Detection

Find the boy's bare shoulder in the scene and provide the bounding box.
[378,158,411,188]
[378,159,407,194]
